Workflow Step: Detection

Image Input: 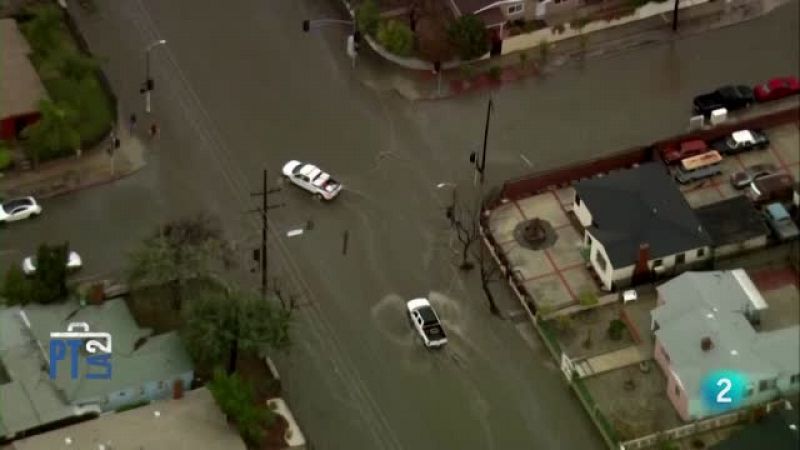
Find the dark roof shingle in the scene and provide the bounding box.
[576,162,711,267]
[696,196,769,246]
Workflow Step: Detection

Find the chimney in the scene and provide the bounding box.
[701,337,714,352]
[632,243,651,285]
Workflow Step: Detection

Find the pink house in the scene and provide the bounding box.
[651,270,800,421]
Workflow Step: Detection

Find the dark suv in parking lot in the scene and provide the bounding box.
[693,85,755,116]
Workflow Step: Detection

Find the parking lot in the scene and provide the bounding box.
[681,123,799,207]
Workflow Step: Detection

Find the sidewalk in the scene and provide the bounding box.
[0,125,146,200]
[357,0,784,101]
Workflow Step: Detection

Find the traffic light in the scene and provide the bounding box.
[469,151,476,163]
[302,20,310,32]
[433,61,441,74]
[146,78,154,91]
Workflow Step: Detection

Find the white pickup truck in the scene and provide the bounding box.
[406,298,447,348]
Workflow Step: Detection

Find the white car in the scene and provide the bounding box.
[22,251,83,276]
[281,160,342,200]
[0,197,42,223]
[406,298,448,348]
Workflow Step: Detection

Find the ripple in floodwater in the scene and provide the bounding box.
[369,291,472,375]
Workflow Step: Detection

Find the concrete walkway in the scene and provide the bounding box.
[575,345,651,378]
[0,125,146,200]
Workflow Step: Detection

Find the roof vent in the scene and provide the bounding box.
[65,437,73,445]
[701,337,714,352]
[652,207,657,215]
[730,349,738,356]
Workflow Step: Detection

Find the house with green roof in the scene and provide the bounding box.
[0,298,194,442]
[651,270,800,422]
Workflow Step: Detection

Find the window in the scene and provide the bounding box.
[653,259,663,267]
[594,251,607,272]
[506,3,524,14]
[744,385,754,397]
[574,193,581,206]
[791,374,800,385]
[697,248,706,258]
[676,253,685,265]
[158,381,165,389]
[759,378,777,392]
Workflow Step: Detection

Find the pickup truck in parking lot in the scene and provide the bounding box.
[712,129,769,154]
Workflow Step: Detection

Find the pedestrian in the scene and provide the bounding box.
[148,122,159,139]
[129,113,137,133]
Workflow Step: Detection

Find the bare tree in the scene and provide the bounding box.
[475,241,502,316]
[448,200,478,270]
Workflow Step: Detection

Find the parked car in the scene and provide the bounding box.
[674,151,723,184]
[693,85,755,116]
[22,251,83,275]
[747,173,795,206]
[763,203,799,241]
[712,129,770,154]
[0,197,42,223]
[281,160,342,200]
[661,140,708,165]
[753,76,800,103]
[406,297,447,348]
[730,164,777,189]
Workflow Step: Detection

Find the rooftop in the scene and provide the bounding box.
[653,271,800,411]
[0,19,47,119]
[696,196,769,246]
[10,387,247,450]
[575,162,712,267]
[0,299,193,438]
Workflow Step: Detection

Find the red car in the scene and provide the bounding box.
[661,140,708,165]
[753,76,800,102]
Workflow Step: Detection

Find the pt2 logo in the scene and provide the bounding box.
[700,370,748,413]
[49,322,112,380]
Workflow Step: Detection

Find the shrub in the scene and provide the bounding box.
[0,141,12,171]
[487,65,502,81]
[578,291,598,306]
[356,0,380,35]
[448,14,489,60]
[537,39,552,62]
[607,319,626,340]
[376,20,414,57]
[2,266,32,306]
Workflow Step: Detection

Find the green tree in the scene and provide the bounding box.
[208,368,275,446]
[20,4,62,58]
[58,52,100,82]
[21,99,80,165]
[448,15,489,61]
[182,289,291,368]
[376,20,414,56]
[127,214,235,310]
[2,266,32,305]
[355,0,379,35]
[29,243,70,304]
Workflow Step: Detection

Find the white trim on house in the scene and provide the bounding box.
[474,0,524,15]
[572,193,593,227]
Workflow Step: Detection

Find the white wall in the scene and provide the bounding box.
[573,194,593,228]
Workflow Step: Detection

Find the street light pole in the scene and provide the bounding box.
[470,98,494,185]
[144,39,166,114]
[672,0,680,31]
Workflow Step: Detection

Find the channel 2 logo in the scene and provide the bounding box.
[49,322,112,380]
[700,370,748,412]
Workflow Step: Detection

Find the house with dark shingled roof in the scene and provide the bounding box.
[571,162,713,291]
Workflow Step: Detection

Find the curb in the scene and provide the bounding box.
[36,167,142,200]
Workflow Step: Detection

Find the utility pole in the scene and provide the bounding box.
[470,97,494,185]
[249,169,284,297]
[672,0,680,31]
